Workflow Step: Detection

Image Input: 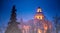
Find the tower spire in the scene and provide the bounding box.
[34,7,44,20]
[10,5,17,22]
[37,7,42,13]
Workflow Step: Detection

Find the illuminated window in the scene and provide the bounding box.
[35,15,43,20]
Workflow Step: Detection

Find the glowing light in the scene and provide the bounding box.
[44,24,48,30]
[37,8,42,12]
[35,15,43,20]
[43,24,48,33]
[38,29,42,33]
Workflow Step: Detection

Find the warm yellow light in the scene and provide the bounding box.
[39,16,43,20]
[35,15,43,20]
[44,24,48,30]
[38,29,42,33]
[37,9,42,12]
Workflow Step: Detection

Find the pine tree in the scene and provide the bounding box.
[5,5,22,33]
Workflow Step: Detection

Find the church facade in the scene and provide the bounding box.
[20,7,53,33]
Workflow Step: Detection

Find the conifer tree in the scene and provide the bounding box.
[5,5,22,33]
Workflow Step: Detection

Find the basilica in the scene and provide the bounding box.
[19,7,53,33]
[5,5,53,33]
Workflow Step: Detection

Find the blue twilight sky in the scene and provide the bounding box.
[0,0,60,26]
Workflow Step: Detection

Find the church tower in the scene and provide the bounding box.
[34,7,44,20]
[5,5,22,33]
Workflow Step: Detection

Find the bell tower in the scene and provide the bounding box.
[34,7,44,20]
[37,7,42,12]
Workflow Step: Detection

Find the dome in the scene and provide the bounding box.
[34,7,44,20]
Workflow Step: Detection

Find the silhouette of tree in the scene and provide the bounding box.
[5,5,22,33]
